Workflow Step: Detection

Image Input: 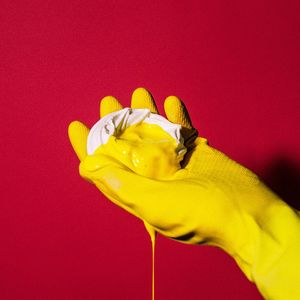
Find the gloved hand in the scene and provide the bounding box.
[68,88,300,300]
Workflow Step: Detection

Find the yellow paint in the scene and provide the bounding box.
[93,122,185,179]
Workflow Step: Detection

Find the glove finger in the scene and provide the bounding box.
[68,121,90,161]
[164,96,198,149]
[164,96,193,129]
[100,96,123,118]
[131,87,158,113]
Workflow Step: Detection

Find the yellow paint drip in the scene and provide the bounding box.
[144,221,156,300]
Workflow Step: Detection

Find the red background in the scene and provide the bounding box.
[1,1,300,299]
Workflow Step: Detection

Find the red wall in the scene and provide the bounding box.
[1,1,300,299]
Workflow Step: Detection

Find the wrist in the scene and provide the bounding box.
[251,200,300,299]
[225,188,300,299]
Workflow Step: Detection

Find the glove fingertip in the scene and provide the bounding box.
[100,96,123,118]
[131,87,158,113]
[164,96,193,129]
[68,121,90,161]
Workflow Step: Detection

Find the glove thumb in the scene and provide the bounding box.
[79,154,168,222]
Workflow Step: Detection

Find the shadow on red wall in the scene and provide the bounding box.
[262,157,300,211]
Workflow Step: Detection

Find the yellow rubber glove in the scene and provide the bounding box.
[68,88,300,300]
